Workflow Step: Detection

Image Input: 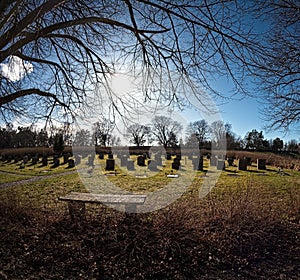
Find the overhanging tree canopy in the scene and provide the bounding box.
[0,0,298,131]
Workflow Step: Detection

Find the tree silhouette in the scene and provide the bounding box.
[0,1,298,131]
[151,116,182,149]
[127,124,150,147]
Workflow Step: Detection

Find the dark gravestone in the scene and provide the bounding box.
[172,155,181,170]
[108,153,114,159]
[257,159,266,170]
[99,153,104,160]
[105,159,115,171]
[23,155,28,164]
[148,160,158,171]
[63,153,70,164]
[238,158,247,171]
[53,157,60,167]
[172,161,180,170]
[245,157,252,166]
[175,154,182,161]
[137,155,146,166]
[227,157,234,166]
[126,160,135,171]
[42,156,48,166]
[193,156,203,171]
[68,159,75,168]
[210,156,217,166]
[166,153,172,160]
[31,156,38,165]
[14,155,20,163]
[217,160,225,170]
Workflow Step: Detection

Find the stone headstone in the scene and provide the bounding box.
[105,159,115,171]
[23,155,28,164]
[154,153,162,165]
[14,156,20,163]
[42,156,48,166]
[238,158,247,171]
[172,161,180,170]
[257,159,266,170]
[193,156,203,171]
[175,154,181,161]
[227,157,234,166]
[87,155,95,167]
[217,159,225,170]
[108,153,114,159]
[137,155,146,166]
[31,156,38,165]
[148,160,158,171]
[63,153,70,164]
[53,157,60,167]
[210,156,217,166]
[120,156,128,167]
[68,159,75,168]
[245,157,252,166]
[75,155,81,165]
[126,160,135,171]
[99,153,104,160]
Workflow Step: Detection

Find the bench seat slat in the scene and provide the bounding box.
[59,192,146,205]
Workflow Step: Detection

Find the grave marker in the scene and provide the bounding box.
[217,159,225,170]
[257,159,266,170]
[238,158,247,171]
[105,159,115,171]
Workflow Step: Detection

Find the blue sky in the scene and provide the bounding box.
[183,82,299,143]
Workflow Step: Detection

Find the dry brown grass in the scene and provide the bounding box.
[0,160,299,279]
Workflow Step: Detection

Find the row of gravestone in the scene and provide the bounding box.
[238,158,266,171]
[209,156,267,171]
[15,153,76,169]
[100,152,185,171]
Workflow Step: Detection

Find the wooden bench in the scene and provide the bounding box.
[59,192,146,221]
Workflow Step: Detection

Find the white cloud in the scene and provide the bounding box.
[0,55,33,82]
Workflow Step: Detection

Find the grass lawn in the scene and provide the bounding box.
[0,155,299,279]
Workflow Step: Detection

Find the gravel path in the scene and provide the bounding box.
[0,170,78,190]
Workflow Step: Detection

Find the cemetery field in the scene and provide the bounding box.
[0,154,300,279]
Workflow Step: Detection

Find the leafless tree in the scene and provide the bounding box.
[93,118,115,147]
[151,116,182,148]
[187,119,210,149]
[127,123,150,147]
[0,0,260,124]
[1,0,298,131]
[248,1,300,130]
[210,120,226,150]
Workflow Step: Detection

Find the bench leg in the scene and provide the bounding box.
[68,201,86,221]
[125,203,137,213]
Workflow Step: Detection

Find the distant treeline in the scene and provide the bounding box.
[0,123,299,154]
